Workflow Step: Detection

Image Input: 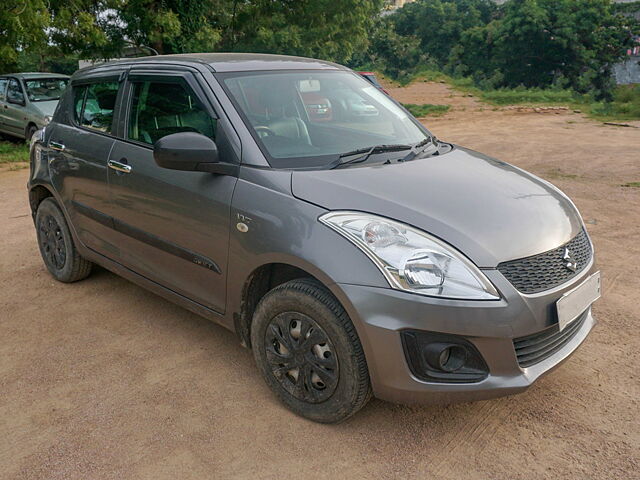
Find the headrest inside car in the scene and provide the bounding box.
[95,89,117,110]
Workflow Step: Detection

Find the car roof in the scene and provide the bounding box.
[2,72,70,80]
[75,53,347,76]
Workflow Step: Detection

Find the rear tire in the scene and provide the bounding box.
[35,198,92,282]
[251,278,371,423]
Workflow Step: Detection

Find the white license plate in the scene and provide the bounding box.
[556,271,601,331]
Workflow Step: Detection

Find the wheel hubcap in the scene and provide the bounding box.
[264,312,339,403]
[39,214,66,270]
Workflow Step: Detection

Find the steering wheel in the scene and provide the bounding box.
[254,126,276,138]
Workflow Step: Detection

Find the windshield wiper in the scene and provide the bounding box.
[330,144,413,169]
[398,136,438,163]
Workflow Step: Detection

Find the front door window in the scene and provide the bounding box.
[127,79,217,145]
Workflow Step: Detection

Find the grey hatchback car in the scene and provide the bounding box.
[28,54,601,423]
[0,73,69,140]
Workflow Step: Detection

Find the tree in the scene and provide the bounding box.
[393,0,496,65]
[119,0,228,55]
[350,17,433,79]
[228,0,384,63]
[0,0,49,72]
[452,0,639,97]
[117,0,384,63]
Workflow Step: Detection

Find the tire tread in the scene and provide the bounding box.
[252,277,371,423]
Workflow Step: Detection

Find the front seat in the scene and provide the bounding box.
[264,90,312,145]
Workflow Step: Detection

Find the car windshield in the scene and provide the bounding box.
[219,70,430,168]
[24,78,69,102]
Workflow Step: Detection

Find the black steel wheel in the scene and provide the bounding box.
[251,278,371,423]
[38,214,67,270]
[265,311,339,403]
[35,198,93,282]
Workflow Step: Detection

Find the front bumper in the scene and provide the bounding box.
[333,261,598,404]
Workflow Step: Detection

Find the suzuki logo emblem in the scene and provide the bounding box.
[563,248,578,272]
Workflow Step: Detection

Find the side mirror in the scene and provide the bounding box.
[153,132,236,175]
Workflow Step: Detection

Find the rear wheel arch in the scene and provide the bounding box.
[28,184,54,218]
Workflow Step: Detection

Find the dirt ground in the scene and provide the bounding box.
[1,81,639,479]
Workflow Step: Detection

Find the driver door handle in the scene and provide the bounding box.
[50,141,65,151]
[108,159,132,174]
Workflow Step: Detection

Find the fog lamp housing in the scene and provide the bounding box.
[401,331,488,383]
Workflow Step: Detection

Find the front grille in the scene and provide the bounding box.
[498,229,592,294]
[513,313,587,368]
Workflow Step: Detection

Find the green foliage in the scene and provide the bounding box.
[119,0,224,55]
[402,103,451,117]
[229,0,384,63]
[0,141,29,164]
[0,0,49,72]
[479,87,578,105]
[1,0,384,74]
[451,0,639,99]
[350,17,434,80]
[614,1,640,15]
[48,0,126,60]
[16,51,80,75]
[588,84,640,120]
[363,0,639,102]
[393,0,496,65]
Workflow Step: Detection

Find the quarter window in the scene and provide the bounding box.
[73,81,119,133]
[7,79,25,104]
[0,78,7,102]
[127,80,216,145]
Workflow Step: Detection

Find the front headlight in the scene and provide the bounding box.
[44,116,52,125]
[320,212,500,300]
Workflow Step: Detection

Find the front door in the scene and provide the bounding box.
[0,77,8,133]
[4,78,27,136]
[105,70,236,313]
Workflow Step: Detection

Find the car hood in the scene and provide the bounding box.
[291,147,584,267]
[32,100,58,117]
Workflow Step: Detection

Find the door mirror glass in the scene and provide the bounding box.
[153,132,219,172]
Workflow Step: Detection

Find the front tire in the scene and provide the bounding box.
[251,278,371,423]
[26,124,37,142]
[35,198,92,282]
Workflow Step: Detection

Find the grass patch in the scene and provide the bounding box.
[480,87,577,105]
[402,103,451,117]
[395,70,640,122]
[621,182,640,188]
[588,85,640,122]
[545,168,580,180]
[0,141,29,164]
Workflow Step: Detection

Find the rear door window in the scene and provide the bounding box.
[73,81,119,133]
[127,79,216,145]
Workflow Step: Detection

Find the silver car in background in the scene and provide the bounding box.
[0,73,69,141]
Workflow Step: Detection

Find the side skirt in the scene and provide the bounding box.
[81,245,234,331]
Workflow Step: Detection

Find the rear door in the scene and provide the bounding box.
[103,68,238,312]
[48,74,123,255]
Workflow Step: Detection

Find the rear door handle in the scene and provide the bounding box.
[49,141,65,151]
[108,159,132,174]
